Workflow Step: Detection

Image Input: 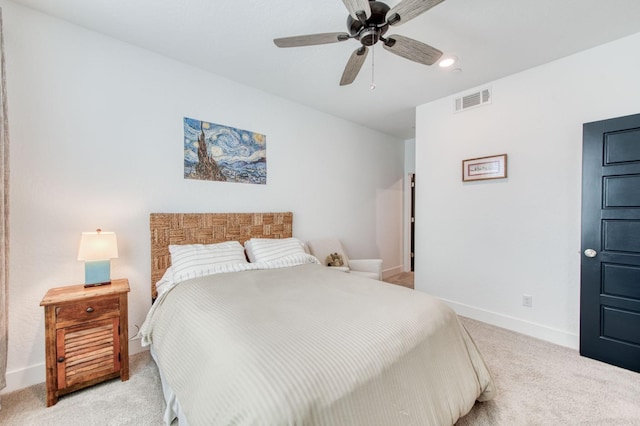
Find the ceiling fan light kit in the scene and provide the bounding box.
[274,0,448,86]
[438,55,458,68]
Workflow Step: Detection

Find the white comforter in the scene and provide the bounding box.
[140,261,495,425]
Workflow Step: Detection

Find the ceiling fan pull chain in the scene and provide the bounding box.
[370,43,376,90]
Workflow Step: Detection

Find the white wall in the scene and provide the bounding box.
[415,32,640,349]
[1,2,404,393]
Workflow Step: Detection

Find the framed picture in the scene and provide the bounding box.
[462,154,507,182]
[183,117,266,185]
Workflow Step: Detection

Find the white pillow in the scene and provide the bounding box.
[169,241,247,283]
[244,237,305,263]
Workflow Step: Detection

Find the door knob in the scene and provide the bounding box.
[584,249,597,258]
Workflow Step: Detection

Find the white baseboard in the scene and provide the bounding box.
[382,265,404,279]
[441,297,580,350]
[1,339,147,394]
[1,362,45,395]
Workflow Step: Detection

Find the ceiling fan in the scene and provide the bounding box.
[274,0,446,86]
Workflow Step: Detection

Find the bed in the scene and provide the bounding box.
[140,212,495,425]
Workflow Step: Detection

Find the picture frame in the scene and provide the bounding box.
[462,154,507,182]
[183,117,267,185]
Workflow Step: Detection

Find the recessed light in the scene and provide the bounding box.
[438,55,458,68]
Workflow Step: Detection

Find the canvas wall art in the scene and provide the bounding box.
[183,117,267,184]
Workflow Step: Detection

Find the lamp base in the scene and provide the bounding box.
[84,260,112,287]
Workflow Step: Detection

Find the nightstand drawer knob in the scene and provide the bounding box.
[86,307,94,313]
[57,357,65,363]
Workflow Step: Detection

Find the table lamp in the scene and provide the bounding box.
[77,229,118,287]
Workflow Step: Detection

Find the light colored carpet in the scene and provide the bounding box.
[457,317,640,425]
[1,316,639,425]
[0,351,166,425]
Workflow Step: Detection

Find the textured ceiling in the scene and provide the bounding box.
[11,0,640,139]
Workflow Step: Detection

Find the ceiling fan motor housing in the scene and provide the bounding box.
[347,1,390,46]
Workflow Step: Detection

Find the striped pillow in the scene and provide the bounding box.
[244,238,305,263]
[169,241,248,283]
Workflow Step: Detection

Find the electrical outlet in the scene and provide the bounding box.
[522,294,533,308]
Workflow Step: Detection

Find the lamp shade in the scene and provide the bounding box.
[77,230,118,261]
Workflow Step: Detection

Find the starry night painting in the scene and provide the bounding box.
[183,117,266,184]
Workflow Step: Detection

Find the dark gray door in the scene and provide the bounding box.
[581,112,640,373]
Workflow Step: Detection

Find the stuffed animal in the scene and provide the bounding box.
[326,252,344,267]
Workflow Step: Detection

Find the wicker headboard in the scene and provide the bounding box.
[150,212,293,300]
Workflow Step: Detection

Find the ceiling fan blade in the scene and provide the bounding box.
[386,0,446,26]
[340,46,369,86]
[383,34,443,65]
[274,32,350,48]
[342,0,372,22]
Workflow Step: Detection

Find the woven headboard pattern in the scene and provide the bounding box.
[150,212,293,300]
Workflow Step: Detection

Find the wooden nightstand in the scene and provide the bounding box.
[40,278,130,407]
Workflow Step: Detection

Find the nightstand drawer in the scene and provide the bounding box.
[56,296,120,323]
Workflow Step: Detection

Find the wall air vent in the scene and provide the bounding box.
[454,87,491,113]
